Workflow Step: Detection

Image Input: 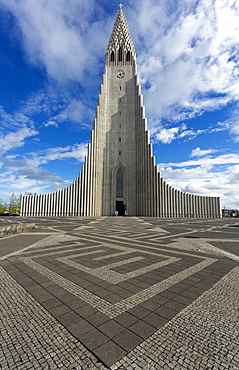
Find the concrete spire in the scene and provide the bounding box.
[107,6,135,54]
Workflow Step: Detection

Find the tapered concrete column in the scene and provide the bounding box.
[205,196,209,217]
[212,197,216,218]
[53,192,56,216]
[20,196,25,216]
[216,197,221,218]
[188,194,191,217]
[177,191,181,217]
[195,195,198,218]
[168,185,172,218]
[180,192,184,217]
[209,197,213,217]
[171,188,175,217]
[191,194,196,217]
[198,196,202,218]
[202,196,205,218]
[162,181,165,217]
[165,183,168,217]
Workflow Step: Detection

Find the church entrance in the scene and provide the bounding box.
[116,201,125,216]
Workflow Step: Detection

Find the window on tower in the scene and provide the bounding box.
[118,47,122,62]
[111,51,115,62]
[116,168,123,197]
[126,51,130,61]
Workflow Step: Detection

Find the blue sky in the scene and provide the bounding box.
[0,0,238,209]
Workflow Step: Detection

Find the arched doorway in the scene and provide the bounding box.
[116,168,125,216]
[116,201,125,216]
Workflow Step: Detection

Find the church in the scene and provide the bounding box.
[20,6,221,218]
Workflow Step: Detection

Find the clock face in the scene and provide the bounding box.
[117,70,125,78]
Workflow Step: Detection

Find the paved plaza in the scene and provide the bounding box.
[0,216,238,369]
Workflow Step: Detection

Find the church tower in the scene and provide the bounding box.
[89,5,156,216]
[20,6,221,218]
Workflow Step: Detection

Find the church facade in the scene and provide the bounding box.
[20,7,221,218]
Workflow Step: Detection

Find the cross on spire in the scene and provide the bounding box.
[118,3,123,9]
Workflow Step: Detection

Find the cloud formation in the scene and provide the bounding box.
[0,125,38,154]
[0,0,110,83]
[132,0,239,129]
[190,147,218,158]
[158,151,239,208]
[0,0,238,208]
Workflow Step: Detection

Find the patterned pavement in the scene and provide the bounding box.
[0,216,238,369]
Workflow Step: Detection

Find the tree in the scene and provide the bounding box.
[9,193,20,214]
[0,198,7,213]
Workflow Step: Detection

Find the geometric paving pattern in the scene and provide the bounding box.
[1,216,238,368]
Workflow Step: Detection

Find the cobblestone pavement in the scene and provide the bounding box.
[0,217,239,369]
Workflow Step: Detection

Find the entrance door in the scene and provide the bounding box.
[116,201,125,216]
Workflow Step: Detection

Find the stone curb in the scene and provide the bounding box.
[0,223,35,238]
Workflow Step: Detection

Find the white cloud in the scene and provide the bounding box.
[0,141,88,196]
[43,143,88,163]
[190,147,218,157]
[158,153,239,208]
[0,0,110,83]
[155,127,179,144]
[43,120,59,128]
[158,163,239,208]
[0,0,238,208]
[0,126,38,154]
[153,123,209,144]
[45,99,95,129]
[131,0,239,124]
[158,153,239,168]
[1,0,238,129]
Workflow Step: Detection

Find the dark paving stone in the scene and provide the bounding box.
[129,320,155,339]
[41,298,62,310]
[57,311,84,327]
[181,290,200,300]
[210,241,239,256]
[49,304,71,317]
[86,312,109,327]
[32,291,55,303]
[1,217,238,367]
[104,293,122,303]
[155,306,177,319]
[126,284,142,293]
[159,290,177,300]
[140,299,160,311]
[75,304,98,318]
[41,284,65,295]
[114,312,138,328]
[56,292,77,304]
[67,319,94,337]
[79,329,109,350]
[0,234,48,257]
[172,295,194,306]
[128,305,150,319]
[143,312,167,328]
[66,298,86,310]
[163,300,186,312]
[150,294,169,305]
[187,286,207,294]
[94,341,127,367]
[112,329,142,351]
[99,320,125,338]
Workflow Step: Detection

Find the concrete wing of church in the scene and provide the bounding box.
[20,8,221,218]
